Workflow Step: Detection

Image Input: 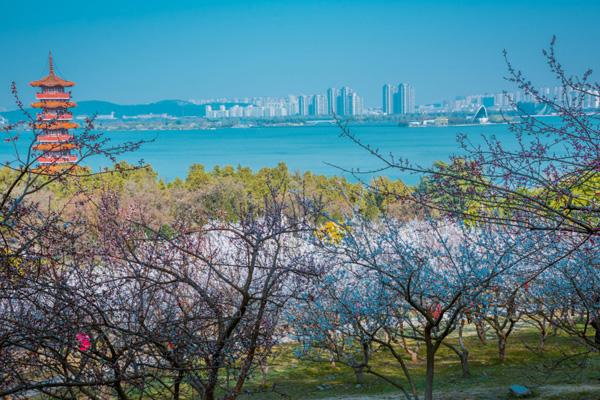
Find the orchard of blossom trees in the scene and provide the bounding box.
[0,39,598,400]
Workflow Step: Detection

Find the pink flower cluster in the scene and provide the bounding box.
[76,332,91,352]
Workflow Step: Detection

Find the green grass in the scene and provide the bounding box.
[237,328,600,399]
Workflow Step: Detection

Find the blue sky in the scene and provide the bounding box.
[0,0,598,109]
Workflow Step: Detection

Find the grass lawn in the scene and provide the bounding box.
[237,328,600,400]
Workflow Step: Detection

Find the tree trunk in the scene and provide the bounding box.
[475,321,487,345]
[424,328,435,400]
[539,328,547,350]
[405,347,418,363]
[498,335,507,363]
[401,330,420,362]
[592,319,600,347]
[353,366,365,384]
[173,370,183,400]
[459,351,470,378]
[260,362,270,387]
[204,387,215,400]
[458,319,470,378]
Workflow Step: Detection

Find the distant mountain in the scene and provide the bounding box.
[0,99,250,122]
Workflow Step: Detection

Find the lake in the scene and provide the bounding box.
[1,123,521,185]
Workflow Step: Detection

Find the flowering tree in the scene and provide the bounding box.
[528,238,600,350]
[0,85,149,399]
[0,221,153,398]
[288,265,416,392]
[473,274,524,363]
[335,37,600,362]
[292,214,548,400]
[90,185,322,400]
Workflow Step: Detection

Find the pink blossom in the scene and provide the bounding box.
[432,303,442,321]
[76,332,91,352]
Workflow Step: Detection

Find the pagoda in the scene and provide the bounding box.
[30,52,78,170]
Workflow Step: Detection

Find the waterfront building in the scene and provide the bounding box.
[393,88,401,114]
[494,93,506,108]
[327,88,337,115]
[30,52,78,171]
[229,105,244,117]
[394,83,415,114]
[264,106,276,118]
[382,84,395,115]
[348,92,363,116]
[406,84,415,113]
[287,95,299,116]
[339,86,352,116]
[298,95,308,116]
[311,94,327,116]
[482,96,495,108]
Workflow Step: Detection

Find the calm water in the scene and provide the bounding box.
[2,123,520,185]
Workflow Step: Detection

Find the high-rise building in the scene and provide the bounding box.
[382,84,395,115]
[349,92,363,116]
[327,88,338,115]
[393,89,401,114]
[406,83,415,114]
[394,83,415,114]
[30,52,78,172]
[482,96,495,108]
[287,95,299,115]
[494,93,506,108]
[298,95,308,116]
[339,87,352,116]
[311,94,327,116]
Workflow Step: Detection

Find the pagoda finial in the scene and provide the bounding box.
[49,51,55,75]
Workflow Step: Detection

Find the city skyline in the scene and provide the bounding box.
[1,1,599,110]
[205,86,364,119]
[5,76,598,120]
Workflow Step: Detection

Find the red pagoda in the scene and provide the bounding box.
[30,52,78,171]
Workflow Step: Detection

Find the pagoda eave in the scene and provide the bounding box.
[32,101,77,109]
[30,77,75,88]
[37,134,74,143]
[38,155,79,164]
[33,143,78,151]
[35,121,79,130]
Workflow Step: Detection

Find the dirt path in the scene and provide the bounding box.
[322,383,600,400]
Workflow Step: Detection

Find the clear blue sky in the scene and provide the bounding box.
[0,0,598,109]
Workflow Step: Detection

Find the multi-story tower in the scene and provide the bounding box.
[327,88,337,115]
[30,53,78,170]
[298,95,308,116]
[394,83,415,114]
[338,86,352,116]
[311,94,327,116]
[407,84,415,113]
[287,95,299,116]
[382,84,395,115]
[348,92,363,116]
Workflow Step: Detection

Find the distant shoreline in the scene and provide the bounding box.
[2,113,559,133]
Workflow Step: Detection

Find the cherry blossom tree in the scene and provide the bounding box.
[291,214,550,400]
[90,185,322,400]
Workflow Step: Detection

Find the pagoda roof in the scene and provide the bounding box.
[30,52,75,88]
